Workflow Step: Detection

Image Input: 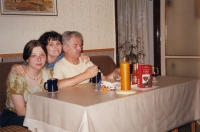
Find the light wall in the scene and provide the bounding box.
[0,0,115,54]
[160,0,165,75]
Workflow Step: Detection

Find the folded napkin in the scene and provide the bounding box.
[100,80,116,91]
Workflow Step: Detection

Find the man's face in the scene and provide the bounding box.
[64,37,82,59]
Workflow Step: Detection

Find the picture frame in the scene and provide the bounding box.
[0,0,57,16]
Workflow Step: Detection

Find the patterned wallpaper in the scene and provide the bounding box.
[0,0,115,54]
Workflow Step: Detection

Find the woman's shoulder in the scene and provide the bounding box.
[42,67,52,73]
[56,53,64,61]
[6,71,26,90]
[41,67,53,82]
[42,67,53,76]
[8,71,24,80]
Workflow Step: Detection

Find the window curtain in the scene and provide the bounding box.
[117,0,149,64]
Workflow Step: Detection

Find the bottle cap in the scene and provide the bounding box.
[122,56,126,62]
[132,63,137,70]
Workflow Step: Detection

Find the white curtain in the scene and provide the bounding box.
[117,0,149,64]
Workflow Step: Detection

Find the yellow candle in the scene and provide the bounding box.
[120,60,130,90]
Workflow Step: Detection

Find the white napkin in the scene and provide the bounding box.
[100,81,116,91]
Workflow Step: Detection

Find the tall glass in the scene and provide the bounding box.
[152,66,159,82]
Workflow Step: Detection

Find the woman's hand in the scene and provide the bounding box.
[80,53,90,64]
[11,64,26,76]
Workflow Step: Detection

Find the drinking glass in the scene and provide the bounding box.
[152,66,159,82]
[115,74,121,82]
[91,72,101,90]
[113,68,120,83]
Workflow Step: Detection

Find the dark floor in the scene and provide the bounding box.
[177,122,200,132]
[195,122,200,132]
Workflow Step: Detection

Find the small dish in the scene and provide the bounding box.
[116,89,136,94]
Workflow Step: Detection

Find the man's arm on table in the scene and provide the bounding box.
[54,65,98,88]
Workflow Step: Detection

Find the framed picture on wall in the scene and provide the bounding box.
[0,0,57,16]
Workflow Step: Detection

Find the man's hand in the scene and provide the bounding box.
[84,65,99,79]
[11,64,26,76]
[80,53,90,64]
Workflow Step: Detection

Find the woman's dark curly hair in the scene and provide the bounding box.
[38,31,62,47]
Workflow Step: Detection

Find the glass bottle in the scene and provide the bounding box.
[132,63,138,85]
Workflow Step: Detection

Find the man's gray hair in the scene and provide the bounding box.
[62,31,83,46]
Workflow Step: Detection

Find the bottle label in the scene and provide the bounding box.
[132,76,138,84]
[137,64,152,88]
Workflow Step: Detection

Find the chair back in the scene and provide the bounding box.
[90,56,116,76]
[0,61,23,113]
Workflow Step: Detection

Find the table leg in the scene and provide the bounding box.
[191,122,195,132]
[171,129,178,132]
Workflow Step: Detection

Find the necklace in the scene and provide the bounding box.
[27,71,42,80]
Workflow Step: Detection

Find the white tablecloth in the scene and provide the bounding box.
[23,76,200,132]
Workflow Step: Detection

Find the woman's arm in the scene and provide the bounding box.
[11,94,26,116]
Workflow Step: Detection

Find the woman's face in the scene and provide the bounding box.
[46,39,62,58]
[27,46,47,70]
